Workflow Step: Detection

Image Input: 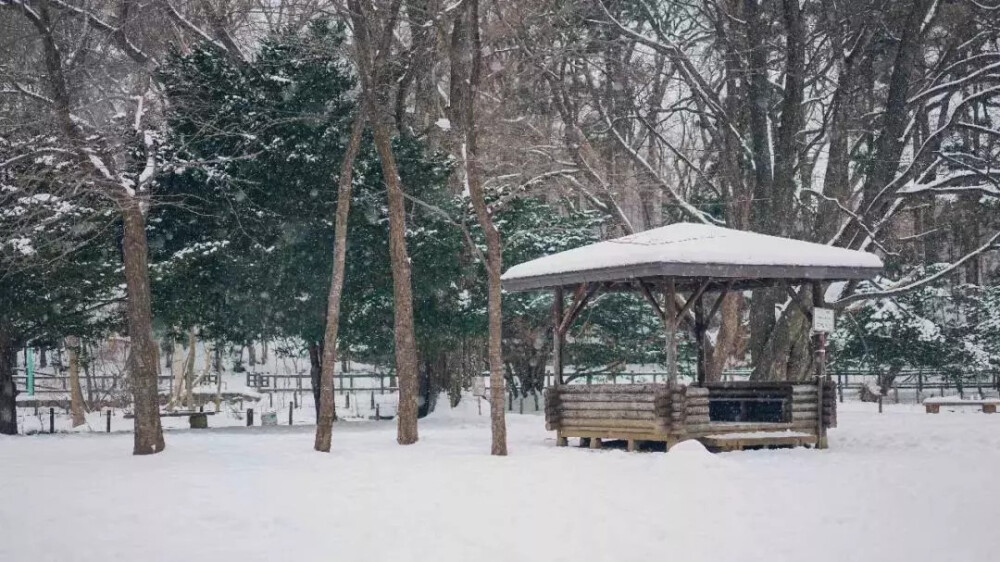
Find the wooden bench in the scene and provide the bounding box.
[124,410,217,428]
[924,399,998,414]
[699,433,817,452]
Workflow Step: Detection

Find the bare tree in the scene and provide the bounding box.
[459,0,507,455]
[315,111,366,452]
[348,0,421,444]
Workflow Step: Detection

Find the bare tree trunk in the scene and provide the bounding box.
[122,200,165,454]
[309,342,322,414]
[461,0,507,455]
[348,0,420,445]
[371,122,421,445]
[315,111,365,452]
[66,336,86,427]
[708,293,743,381]
[169,338,184,408]
[27,0,163,452]
[0,318,17,435]
[184,328,196,409]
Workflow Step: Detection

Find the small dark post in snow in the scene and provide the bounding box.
[370,391,375,409]
[199,405,204,413]
[247,408,254,426]
[878,395,883,414]
[376,404,380,419]
[288,406,293,426]
[519,397,524,414]
[269,393,273,408]
[49,407,54,434]
[106,410,111,433]
[345,392,350,408]
[837,373,844,403]
[292,393,297,409]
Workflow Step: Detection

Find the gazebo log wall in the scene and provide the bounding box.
[545,380,836,451]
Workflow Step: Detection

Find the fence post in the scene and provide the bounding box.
[106,410,111,433]
[837,372,843,403]
[519,397,524,414]
[247,408,254,427]
[878,395,883,414]
[269,393,273,408]
[370,391,375,409]
[346,392,350,408]
[49,407,54,433]
[288,406,293,426]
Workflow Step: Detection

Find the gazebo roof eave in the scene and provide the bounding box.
[501,262,883,293]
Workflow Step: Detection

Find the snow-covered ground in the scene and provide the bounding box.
[2,398,998,562]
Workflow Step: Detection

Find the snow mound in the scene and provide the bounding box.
[669,439,711,454]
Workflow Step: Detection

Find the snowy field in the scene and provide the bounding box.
[2,398,998,562]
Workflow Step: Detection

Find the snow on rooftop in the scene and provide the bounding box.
[502,223,883,290]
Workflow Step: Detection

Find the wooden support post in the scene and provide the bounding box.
[553,287,564,386]
[589,437,602,450]
[49,407,54,434]
[627,439,637,452]
[247,408,254,426]
[556,431,567,447]
[695,292,707,385]
[106,409,111,433]
[812,281,829,449]
[288,405,293,426]
[665,278,677,386]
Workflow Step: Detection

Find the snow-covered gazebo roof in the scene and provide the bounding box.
[501,223,883,292]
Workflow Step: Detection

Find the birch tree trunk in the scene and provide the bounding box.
[315,111,365,452]
[66,336,86,427]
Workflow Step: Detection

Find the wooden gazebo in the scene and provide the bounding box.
[501,223,883,451]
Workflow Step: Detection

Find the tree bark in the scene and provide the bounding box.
[462,0,507,455]
[66,336,86,427]
[348,0,421,445]
[184,328,196,409]
[122,199,165,454]
[29,0,163,453]
[0,318,18,435]
[308,342,322,415]
[371,121,421,445]
[169,338,184,408]
[315,111,365,452]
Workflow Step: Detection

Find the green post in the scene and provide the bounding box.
[26,346,35,396]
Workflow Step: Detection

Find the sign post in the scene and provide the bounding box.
[812,308,835,333]
[472,377,486,416]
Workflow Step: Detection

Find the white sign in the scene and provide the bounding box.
[472,377,486,397]
[812,307,835,333]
